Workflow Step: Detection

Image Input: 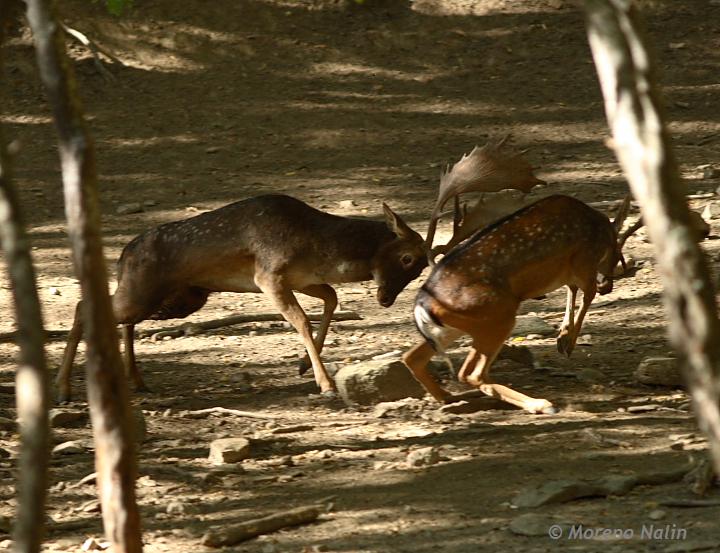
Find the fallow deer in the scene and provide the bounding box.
[57,194,428,402]
[405,144,626,414]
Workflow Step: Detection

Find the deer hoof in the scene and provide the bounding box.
[297,356,311,376]
[319,389,338,400]
[556,334,574,357]
[527,399,556,415]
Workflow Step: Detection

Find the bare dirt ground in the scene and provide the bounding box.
[1,1,720,552]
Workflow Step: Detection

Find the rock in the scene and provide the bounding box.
[334,359,426,406]
[205,146,221,154]
[371,350,401,361]
[49,409,87,428]
[511,315,554,337]
[208,437,251,465]
[613,255,636,277]
[648,509,667,521]
[635,357,684,387]
[52,440,88,456]
[406,447,440,468]
[80,537,108,551]
[512,475,637,507]
[49,286,61,296]
[509,513,573,537]
[116,202,143,215]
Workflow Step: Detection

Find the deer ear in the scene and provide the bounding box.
[382,203,413,239]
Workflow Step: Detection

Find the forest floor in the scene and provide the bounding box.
[2,0,720,552]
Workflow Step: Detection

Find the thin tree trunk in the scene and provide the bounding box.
[24,1,143,551]
[1,9,51,550]
[584,0,720,473]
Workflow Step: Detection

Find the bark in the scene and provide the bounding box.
[584,0,720,473]
[1,13,51,551]
[24,1,142,551]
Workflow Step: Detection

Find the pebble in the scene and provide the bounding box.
[649,509,667,521]
[208,437,251,465]
[406,446,440,468]
[338,199,357,209]
[627,404,661,413]
[49,287,61,296]
[116,202,143,215]
[49,409,87,428]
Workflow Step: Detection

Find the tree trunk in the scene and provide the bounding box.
[1,12,51,551]
[584,0,720,473]
[24,1,143,551]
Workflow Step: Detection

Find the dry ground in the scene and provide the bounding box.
[1,1,720,552]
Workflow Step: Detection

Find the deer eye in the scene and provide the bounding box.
[400,254,414,267]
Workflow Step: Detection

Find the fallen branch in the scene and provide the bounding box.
[59,21,124,81]
[201,504,323,547]
[141,310,361,340]
[183,407,276,420]
[0,310,362,344]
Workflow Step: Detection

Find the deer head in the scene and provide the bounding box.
[371,203,428,307]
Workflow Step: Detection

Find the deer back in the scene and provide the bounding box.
[423,195,619,311]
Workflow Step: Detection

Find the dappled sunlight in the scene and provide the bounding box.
[0,114,53,125]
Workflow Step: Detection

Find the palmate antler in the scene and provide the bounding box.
[424,135,546,263]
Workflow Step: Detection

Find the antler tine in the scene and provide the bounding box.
[424,136,545,260]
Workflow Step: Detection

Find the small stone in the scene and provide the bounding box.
[338,199,357,209]
[648,509,667,521]
[635,357,684,387]
[406,446,440,468]
[49,409,87,428]
[80,537,108,551]
[116,203,143,215]
[52,440,88,456]
[205,146,220,154]
[669,42,686,49]
[166,500,193,515]
[526,333,543,340]
[208,438,251,465]
[0,540,11,549]
[49,287,61,296]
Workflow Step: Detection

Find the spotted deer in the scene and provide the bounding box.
[57,194,428,402]
[404,146,626,414]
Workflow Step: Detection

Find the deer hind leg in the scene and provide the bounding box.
[557,285,578,356]
[255,274,336,395]
[57,300,84,403]
[296,284,338,376]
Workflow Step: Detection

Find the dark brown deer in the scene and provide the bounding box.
[57,194,428,402]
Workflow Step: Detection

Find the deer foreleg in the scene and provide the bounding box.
[297,284,337,376]
[256,274,336,395]
[558,286,596,357]
[403,341,453,403]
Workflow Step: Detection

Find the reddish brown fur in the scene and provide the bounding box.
[404,195,621,414]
